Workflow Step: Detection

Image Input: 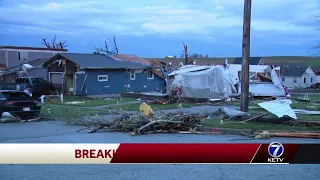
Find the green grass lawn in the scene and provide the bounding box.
[45,95,137,107]
[39,104,113,121]
[203,119,320,131]
[110,103,202,111]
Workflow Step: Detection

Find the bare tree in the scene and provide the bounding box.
[41,34,67,49]
[183,42,189,65]
[94,36,119,56]
[313,17,320,55]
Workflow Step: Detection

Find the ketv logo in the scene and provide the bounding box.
[267,142,284,163]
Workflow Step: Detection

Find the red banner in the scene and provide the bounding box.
[110,143,311,164]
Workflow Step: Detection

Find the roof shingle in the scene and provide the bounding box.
[43,53,153,69]
[233,57,263,65]
[281,65,308,76]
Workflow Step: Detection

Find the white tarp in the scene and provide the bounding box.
[258,99,297,119]
[171,65,237,99]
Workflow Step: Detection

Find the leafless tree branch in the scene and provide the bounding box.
[94,36,119,56]
[41,34,68,49]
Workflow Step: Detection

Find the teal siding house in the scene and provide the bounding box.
[42,53,166,95]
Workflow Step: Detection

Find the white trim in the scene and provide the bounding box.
[98,75,108,81]
[147,70,154,79]
[130,70,136,80]
[5,50,8,67]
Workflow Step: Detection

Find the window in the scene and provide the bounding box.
[97,75,108,81]
[18,51,28,61]
[130,70,135,80]
[282,78,285,81]
[304,77,306,84]
[293,78,297,83]
[311,78,313,83]
[147,70,154,79]
[31,78,45,83]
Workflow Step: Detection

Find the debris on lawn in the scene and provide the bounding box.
[64,101,85,105]
[258,98,297,119]
[76,105,206,135]
[211,107,251,120]
[294,109,320,115]
[241,130,271,139]
[241,130,320,139]
[139,102,155,118]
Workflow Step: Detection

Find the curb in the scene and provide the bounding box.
[198,127,320,136]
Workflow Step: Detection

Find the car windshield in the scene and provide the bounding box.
[1,92,31,98]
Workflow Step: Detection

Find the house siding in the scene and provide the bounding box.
[0,50,6,66]
[74,69,166,96]
[7,50,56,68]
[7,51,19,67]
[316,75,320,83]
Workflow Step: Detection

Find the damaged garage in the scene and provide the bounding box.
[42,53,166,96]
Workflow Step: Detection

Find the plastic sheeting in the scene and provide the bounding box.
[171,65,237,99]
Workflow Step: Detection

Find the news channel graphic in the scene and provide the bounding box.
[0,143,319,164]
[251,142,320,164]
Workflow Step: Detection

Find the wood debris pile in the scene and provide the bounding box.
[77,112,205,135]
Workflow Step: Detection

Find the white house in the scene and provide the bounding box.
[311,67,320,83]
[281,65,316,89]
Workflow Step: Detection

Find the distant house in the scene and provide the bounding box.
[0,58,49,84]
[281,65,316,88]
[0,46,67,68]
[233,57,265,65]
[42,53,166,95]
[165,56,176,59]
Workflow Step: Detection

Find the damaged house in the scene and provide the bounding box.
[167,65,237,99]
[166,63,286,100]
[42,53,166,95]
[0,58,49,84]
[227,64,285,97]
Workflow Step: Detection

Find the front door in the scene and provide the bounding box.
[65,74,74,93]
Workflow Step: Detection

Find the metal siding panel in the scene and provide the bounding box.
[27,68,48,80]
[27,52,54,61]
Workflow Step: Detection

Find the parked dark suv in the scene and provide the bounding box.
[0,90,41,120]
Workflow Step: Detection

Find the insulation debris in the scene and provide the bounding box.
[139,102,155,118]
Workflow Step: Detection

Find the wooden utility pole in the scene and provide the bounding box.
[240,0,252,112]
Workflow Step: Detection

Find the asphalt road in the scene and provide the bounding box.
[0,121,319,180]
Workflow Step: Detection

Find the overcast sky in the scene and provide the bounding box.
[0,0,319,57]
